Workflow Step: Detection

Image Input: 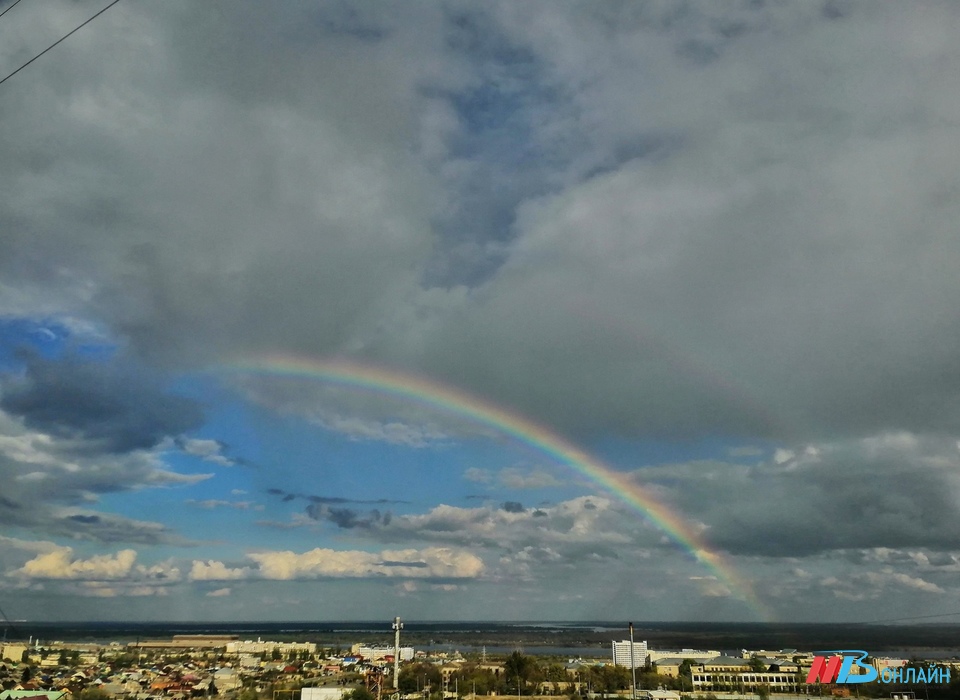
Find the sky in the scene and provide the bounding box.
[2,0,960,625]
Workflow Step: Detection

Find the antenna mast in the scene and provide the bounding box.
[392,616,404,697]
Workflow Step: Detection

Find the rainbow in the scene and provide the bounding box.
[221,354,770,620]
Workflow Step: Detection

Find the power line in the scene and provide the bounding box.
[0,0,122,89]
[868,610,960,624]
[0,0,27,21]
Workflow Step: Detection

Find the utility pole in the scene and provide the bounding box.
[393,617,404,695]
[629,623,637,700]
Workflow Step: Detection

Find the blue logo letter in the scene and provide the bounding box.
[831,650,877,684]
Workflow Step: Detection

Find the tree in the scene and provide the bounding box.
[399,663,442,694]
[544,664,568,683]
[504,651,536,690]
[345,688,375,700]
[748,657,767,673]
[583,665,631,694]
[678,659,697,693]
[451,663,499,696]
[756,684,770,700]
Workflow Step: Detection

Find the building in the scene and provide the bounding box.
[612,640,648,668]
[690,657,803,694]
[873,658,909,673]
[132,635,239,649]
[690,670,802,693]
[1,645,28,663]
[350,645,414,662]
[648,649,721,664]
[701,657,751,673]
[740,649,806,662]
[652,658,690,679]
[225,640,316,655]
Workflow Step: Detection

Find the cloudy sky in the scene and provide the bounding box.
[2,0,960,624]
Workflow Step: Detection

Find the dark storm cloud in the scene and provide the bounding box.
[326,507,368,529]
[922,552,958,568]
[709,464,960,556]
[639,435,960,557]
[267,488,405,506]
[500,501,524,513]
[1,354,202,453]
[0,0,445,367]
[408,2,960,443]
[67,514,101,524]
[0,395,209,545]
[3,2,960,445]
[305,503,392,529]
[307,495,402,505]
[0,468,191,545]
[0,496,20,510]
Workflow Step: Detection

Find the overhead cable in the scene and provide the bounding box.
[0,0,27,21]
[0,0,121,89]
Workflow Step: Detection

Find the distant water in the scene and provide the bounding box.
[414,644,608,658]
[4,621,627,638]
[6,621,960,654]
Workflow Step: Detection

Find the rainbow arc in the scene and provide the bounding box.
[221,354,771,620]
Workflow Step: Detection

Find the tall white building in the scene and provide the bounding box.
[351,644,414,661]
[612,640,648,668]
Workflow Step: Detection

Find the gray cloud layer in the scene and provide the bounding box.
[3,0,960,619]
[2,1,958,444]
[637,434,960,557]
[1,354,203,452]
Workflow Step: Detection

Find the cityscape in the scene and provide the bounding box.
[1,619,958,700]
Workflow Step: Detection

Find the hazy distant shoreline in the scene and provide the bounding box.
[7,621,960,654]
